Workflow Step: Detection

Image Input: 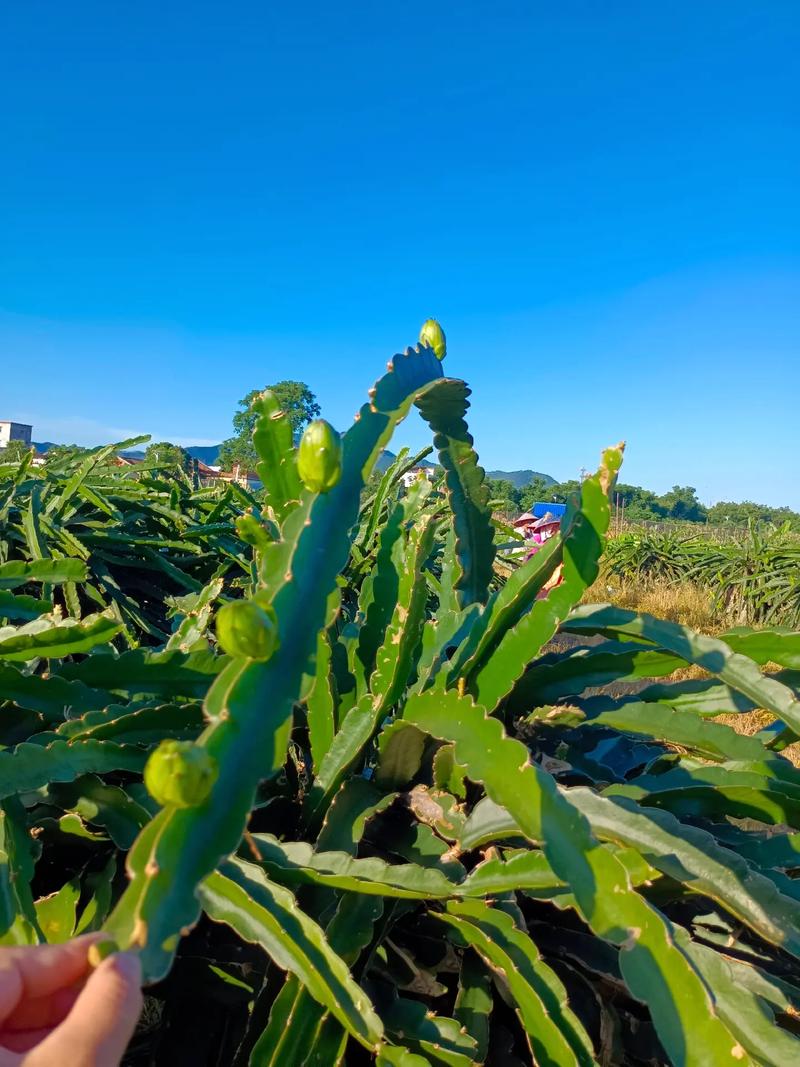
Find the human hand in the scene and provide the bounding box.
[0,935,142,1066]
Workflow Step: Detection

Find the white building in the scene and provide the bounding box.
[0,421,33,449]
[400,466,435,489]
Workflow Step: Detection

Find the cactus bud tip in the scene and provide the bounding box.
[88,937,119,967]
[419,319,447,360]
[144,740,219,808]
[216,599,279,661]
[297,420,343,494]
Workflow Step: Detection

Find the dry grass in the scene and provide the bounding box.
[715,709,800,767]
[583,577,716,632]
[583,576,800,767]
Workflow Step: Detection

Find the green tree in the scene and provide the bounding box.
[145,441,191,470]
[658,485,707,523]
[44,444,90,462]
[0,439,33,462]
[547,479,582,505]
[218,381,320,472]
[485,478,521,516]
[518,476,563,513]
[613,483,666,523]
[707,500,800,531]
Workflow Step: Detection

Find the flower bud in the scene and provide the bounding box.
[297,420,342,494]
[144,740,218,808]
[216,599,279,661]
[235,512,274,551]
[419,319,447,360]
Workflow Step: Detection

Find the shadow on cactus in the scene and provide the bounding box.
[1,324,800,1064]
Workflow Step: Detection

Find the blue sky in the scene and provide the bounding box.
[2,2,798,506]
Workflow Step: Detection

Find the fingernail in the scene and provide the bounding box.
[108,951,142,983]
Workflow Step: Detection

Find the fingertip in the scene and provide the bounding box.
[90,950,143,1010]
[2,936,102,1002]
[39,946,144,1065]
[105,951,142,987]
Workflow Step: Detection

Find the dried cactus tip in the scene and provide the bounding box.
[88,937,119,967]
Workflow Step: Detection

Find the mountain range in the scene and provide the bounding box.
[485,469,556,488]
[34,442,222,464]
[33,442,556,487]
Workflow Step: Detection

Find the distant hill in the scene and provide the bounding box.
[194,445,419,470]
[33,441,441,473]
[486,469,556,489]
[35,441,222,465]
[189,445,426,470]
[186,445,221,465]
[375,449,436,473]
[194,445,437,470]
[119,445,221,464]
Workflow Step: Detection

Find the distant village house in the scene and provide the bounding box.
[1,423,263,493]
[0,421,32,449]
[400,467,435,489]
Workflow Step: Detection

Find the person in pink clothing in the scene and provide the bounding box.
[524,514,560,557]
[521,514,564,596]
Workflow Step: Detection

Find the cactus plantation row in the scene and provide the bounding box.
[1,330,800,1065]
[603,526,800,628]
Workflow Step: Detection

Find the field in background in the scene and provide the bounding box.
[601,524,800,628]
[583,573,800,767]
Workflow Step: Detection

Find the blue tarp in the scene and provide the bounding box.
[531,502,567,520]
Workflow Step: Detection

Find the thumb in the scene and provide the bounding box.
[30,952,143,1067]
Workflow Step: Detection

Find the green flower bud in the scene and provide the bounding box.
[235,512,274,551]
[297,420,342,494]
[144,740,218,808]
[419,319,447,360]
[216,599,279,661]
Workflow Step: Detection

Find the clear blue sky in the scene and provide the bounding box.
[2,2,798,506]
